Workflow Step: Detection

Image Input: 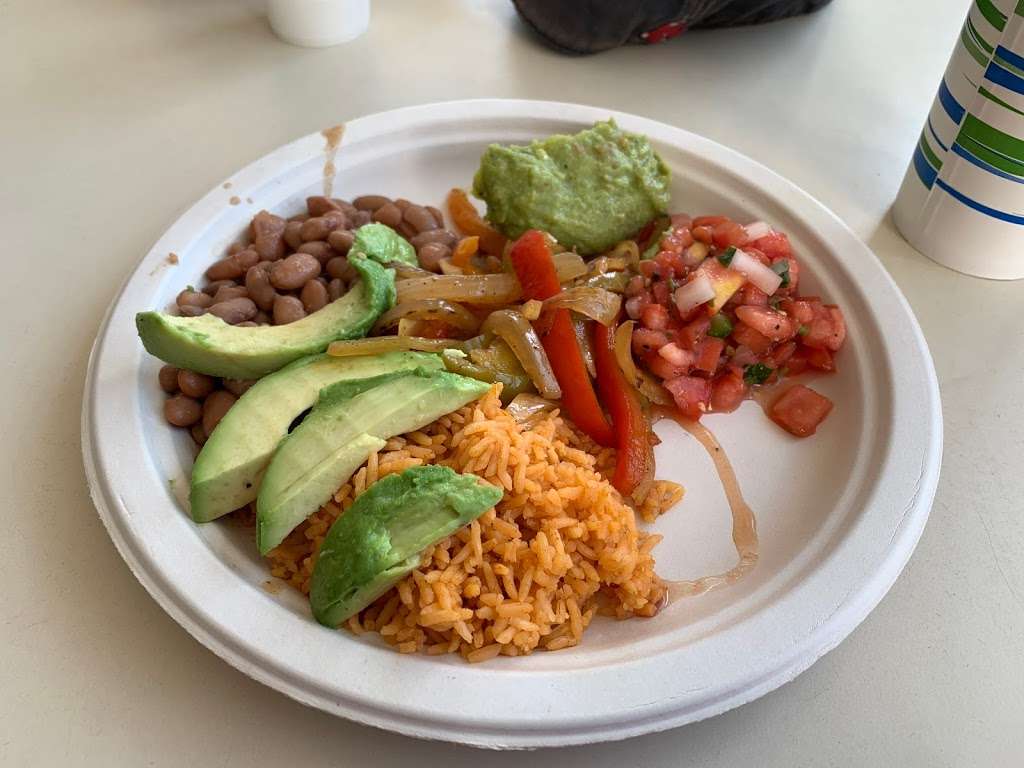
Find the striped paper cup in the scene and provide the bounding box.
[894,0,1024,279]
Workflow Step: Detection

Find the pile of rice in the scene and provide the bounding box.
[266,385,684,662]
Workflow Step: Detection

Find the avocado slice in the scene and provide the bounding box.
[136,255,396,380]
[189,351,443,523]
[256,368,490,553]
[351,223,417,266]
[310,466,502,627]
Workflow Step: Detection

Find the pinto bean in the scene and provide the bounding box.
[158,365,180,393]
[177,370,215,398]
[327,229,354,255]
[300,278,329,313]
[270,253,321,290]
[164,395,201,427]
[202,390,237,434]
[273,295,307,324]
[208,297,258,324]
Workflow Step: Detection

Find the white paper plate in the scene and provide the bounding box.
[82,100,942,748]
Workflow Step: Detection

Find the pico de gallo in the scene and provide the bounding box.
[626,213,845,438]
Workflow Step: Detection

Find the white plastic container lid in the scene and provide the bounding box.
[267,0,370,48]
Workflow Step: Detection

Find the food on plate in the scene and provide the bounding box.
[310,465,503,628]
[190,351,441,522]
[136,121,847,660]
[349,222,418,266]
[256,368,489,553]
[473,120,670,254]
[136,255,395,379]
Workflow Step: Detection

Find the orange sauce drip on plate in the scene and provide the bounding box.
[321,124,345,197]
[653,408,759,600]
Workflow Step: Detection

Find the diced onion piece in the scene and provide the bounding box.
[744,221,772,241]
[373,298,480,335]
[625,295,645,320]
[506,393,559,425]
[438,257,464,275]
[481,309,562,399]
[730,248,783,295]
[613,321,672,405]
[544,286,622,326]
[521,299,543,321]
[673,274,715,315]
[573,315,597,378]
[658,342,691,367]
[551,251,587,282]
[327,336,462,357]
[588,240,640,276]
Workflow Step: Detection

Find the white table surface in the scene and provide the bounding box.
[2,0,1022,764]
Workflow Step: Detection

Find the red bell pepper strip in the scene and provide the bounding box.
[593,318,655,496]
[508,230,614,447]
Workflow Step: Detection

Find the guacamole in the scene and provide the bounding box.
[472,120,671,255]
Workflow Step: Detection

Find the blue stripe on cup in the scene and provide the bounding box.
[935,177,1024,223]
[939,78,967,123]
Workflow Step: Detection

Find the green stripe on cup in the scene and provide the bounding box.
[976,0,1008,30]
[958,134,1024,176]
[966,16,995,54]
[980,85,1024,118]
[919,134,943,171]
[1016,0,1024,18]
[962,26,990,67]
[959,113,1024,162]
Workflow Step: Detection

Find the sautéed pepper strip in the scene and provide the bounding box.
[508,230,614,447]
[593,318,655,496]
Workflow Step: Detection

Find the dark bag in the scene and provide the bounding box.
[513,0,835,54]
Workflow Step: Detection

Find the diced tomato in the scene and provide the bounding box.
[661,226,694,253]
[646,353,689,381]
[731,322,774,354]
[731,345,760,367]
[678,316,710,350]
[632,327,670,355]
[737,283,768,307]
[651,279,671,306]
[806,346,836,372]
[802,303,845,351]
[641,303,670,330]
[751,231,792,260]
[670,213,693,229]
[769,384,833,437]
[693,215,729,228]
[780,297,815,324]
[712,221,748,249]
[826,306,846,350]
[694,337,725,373]
[769,341,797,367]
[786,348,810,375]
[692,225,714,244]
[655,250,687,275]
[664,376,712,420]
[710,370,747,412]
[735,306,797,341]
[639,260,659,278]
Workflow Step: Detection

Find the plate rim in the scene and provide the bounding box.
[82,98,942,748]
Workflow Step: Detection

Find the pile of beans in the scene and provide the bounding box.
[161,194,460,444]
